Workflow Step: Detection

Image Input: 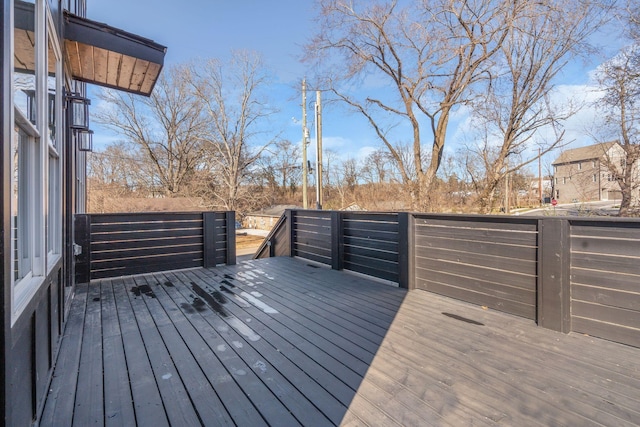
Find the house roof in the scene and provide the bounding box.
[552,142,618,166]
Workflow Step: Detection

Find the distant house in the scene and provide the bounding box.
[552,142,625,202]
[244,205,300,230]
[529,177,553,201]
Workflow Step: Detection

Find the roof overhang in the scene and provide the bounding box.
[63,11,167,96]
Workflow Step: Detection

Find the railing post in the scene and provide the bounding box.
[226,211,236,265]
[286,209,294,257]
[203,212,216,268]
[398,212,415,290]
[73,214,91,284]
[331,211,344,271]
[537,218,571,332]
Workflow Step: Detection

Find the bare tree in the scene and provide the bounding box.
[361,149,390,184]
[189,51,278,212]
[87,143,138,212]
[331,157,360,209]
[256,139,301,198]
[305,0,515,211]
[594,44,640,216]
[468,0,611,213]
[95,64,207,197]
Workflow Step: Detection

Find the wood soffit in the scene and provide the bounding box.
[63,11,167,96]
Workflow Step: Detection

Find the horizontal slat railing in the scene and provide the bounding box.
[75,211,235,282]
[569,219,640,348]
[254,209,640,348]
[413,215,539,320]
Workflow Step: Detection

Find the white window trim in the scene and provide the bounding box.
[11,0,49,324]
[46,9,63,269]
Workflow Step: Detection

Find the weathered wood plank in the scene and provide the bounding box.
[110,277,170,426]
[571,223,640,240]
[90,228,203,242]
[572,283,640,312]
[416,256,537,291]
[90,220,202,234]
[72,283,104,426]
[181,270,348,424]
[129,274,235,426]
[91,235,203,252]
[571,252,640,276]
[342,227,399,242]
[415,222,538,246]
[415,234,538,261]
[147,273,271,426]
[572,317,640,349]
[91,243,203,262]
[572,269,640,296]
[344,235,399,254]
[343,219,399,233]
[160,270,318,425]
[571,235,640,257]
[415,245,537,276]
[344,244,399,263]
[415,274,536,319]
[100,280,136,426]
[92,252,202,270]
[43,257,640,427]
[90,212,203,224]
[415,216,538,231]
[40,283,88,426]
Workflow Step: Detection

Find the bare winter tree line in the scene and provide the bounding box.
[88,0,640,217]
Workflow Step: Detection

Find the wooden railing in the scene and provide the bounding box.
[255,209,640,348]
[74,211,236,282]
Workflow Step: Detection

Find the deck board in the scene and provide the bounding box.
[42,257,640,426]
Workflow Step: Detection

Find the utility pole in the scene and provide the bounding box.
[538,147,543,206]
[301,79,308,209]
[315,90,323,210]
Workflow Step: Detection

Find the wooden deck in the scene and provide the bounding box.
[41,257,640,426]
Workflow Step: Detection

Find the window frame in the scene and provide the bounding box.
[11,0,52,323]
[46,12,63,268]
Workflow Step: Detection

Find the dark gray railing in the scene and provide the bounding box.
[256,209,640,348]
[75,211,236,282]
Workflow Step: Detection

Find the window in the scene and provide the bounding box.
[592,174,597,183]
[11,0,53,320]
[592,161,596,168]
[13,110,43,312]
[562,177,567,185]
[578,162,582,170]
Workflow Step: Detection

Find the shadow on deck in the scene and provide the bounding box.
[41,257,640,426]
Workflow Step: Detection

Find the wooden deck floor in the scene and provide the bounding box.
[41,257,640,426]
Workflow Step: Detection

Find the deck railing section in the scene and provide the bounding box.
[256,209,640,348]
[74,211,235,282]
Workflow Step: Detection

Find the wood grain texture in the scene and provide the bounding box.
[570,222,640,347]
[42,257,640,426]
[414,215,538,319]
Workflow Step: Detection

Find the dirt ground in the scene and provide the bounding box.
[236,233,266,249]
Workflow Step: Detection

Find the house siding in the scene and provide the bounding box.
[553,143,627,202]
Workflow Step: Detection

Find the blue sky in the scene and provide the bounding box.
[87,0,626,175]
